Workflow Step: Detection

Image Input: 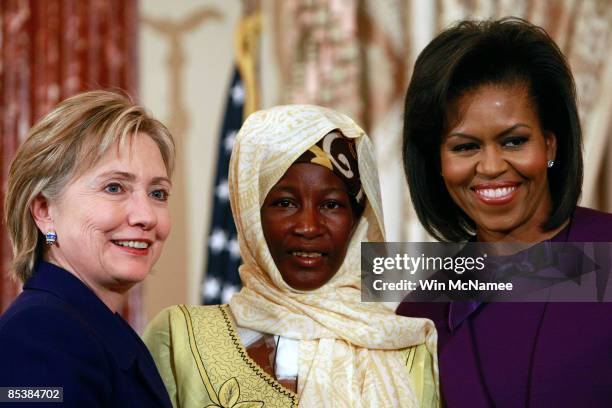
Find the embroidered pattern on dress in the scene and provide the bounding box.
[179,304,297,408]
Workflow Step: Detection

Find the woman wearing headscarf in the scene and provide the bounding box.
[144,105,438,408]
[0,90,174,407]
[396,18,612,406]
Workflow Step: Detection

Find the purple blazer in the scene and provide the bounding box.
[397,207,612,407]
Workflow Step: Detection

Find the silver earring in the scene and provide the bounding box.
[45,230,57,245]
[547,160,555,168]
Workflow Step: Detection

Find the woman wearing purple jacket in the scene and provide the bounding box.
[397,18,612,407]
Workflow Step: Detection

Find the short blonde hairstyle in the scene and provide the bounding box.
[5,90,175,282]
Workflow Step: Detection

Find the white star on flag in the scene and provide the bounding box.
[231,82,245,105]
[203,277,221,299]
[228,238,240,259]
[208,229,227,253]
[215,179,230,201]
[224,130,237,153]
[221,285,239,303]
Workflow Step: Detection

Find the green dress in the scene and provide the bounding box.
[143,304,438,408]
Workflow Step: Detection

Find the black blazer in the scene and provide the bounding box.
[0,261,172,407]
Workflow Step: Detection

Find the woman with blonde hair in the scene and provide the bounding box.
[144,105,438,407]
[0,90,174,407]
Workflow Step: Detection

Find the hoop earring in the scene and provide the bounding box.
[547,160,555,168]
[45,231,57,245]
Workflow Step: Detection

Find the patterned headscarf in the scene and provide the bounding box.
[293,132,364,211]
[228,105,438,407]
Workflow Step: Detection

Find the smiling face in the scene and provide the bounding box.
[260,163,356,291]
[38,133,171,307]
[440,83,557,242]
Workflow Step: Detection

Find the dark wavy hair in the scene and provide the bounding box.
[403,17,582,242]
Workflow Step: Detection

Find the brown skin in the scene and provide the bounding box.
[440,83,564,243]
[245,335,297,393]
[261,163,356,291]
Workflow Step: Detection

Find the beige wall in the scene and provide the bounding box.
[139,0,241,322]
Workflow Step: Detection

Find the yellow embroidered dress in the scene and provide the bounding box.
[144,105,439,408]
[144,304,436,408]
[144,304,296,408]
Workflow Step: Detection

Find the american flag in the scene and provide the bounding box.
[201,68,244,304]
